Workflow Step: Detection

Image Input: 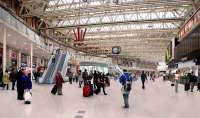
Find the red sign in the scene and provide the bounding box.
[178,8,200,41]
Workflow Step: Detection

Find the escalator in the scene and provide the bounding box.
[50,54,66,83]
[39,53,69,84]
[40,54,61,84]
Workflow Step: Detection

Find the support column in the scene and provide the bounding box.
[30,43,33,81]
[27,56,30,67]
[36,57,40,68]
[3,27,6,74]
[17,51,21,69]
[8,48,12,68]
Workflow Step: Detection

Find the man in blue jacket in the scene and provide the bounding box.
[119,69,133,108]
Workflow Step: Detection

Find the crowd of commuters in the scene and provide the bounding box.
[66,68,110,95]
[4,63,200,108]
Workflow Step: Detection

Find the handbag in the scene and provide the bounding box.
[24,89,32,104]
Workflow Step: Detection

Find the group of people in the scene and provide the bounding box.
[166,70,200,93]
[0,67,32,102]
[52,69,110,96]
[81,69,110,95]
[0,68,17,90]
[182,71,200,92]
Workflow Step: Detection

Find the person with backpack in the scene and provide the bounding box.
[141,71,147,89]
[119,69,133,108]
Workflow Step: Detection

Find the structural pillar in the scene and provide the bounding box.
[30,43,33,81]
[27,56,30,67]
[36,57,40,68]
[8,48,12,68]
[3,27,6,74]
[17,51,21,69]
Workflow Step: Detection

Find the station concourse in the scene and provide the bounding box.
[0,0,200,118]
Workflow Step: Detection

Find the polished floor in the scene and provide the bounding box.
[0,78,200,118]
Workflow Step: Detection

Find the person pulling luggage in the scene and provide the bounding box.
[55,71,64,95]
[51,71,64,95]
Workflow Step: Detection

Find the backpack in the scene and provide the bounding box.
[125,80,132,91]
[124,74,132,91]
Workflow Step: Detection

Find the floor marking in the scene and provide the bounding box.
[77,110,86,114]
[74,115,84,118]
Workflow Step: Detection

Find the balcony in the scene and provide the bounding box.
[0,7,50,52]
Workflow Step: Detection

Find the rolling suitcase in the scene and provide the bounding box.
[51,85,57,95]
[89,84,93,96]
[83,85,90,97]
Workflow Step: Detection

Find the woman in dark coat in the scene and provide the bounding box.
[17,69,24,100]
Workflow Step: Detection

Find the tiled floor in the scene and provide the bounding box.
[0,79,200,118]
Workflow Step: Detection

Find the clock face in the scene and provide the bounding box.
[112,46,121,54]
[113,48,118,53]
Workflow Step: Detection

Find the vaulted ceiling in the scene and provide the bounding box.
[21,0,196,63]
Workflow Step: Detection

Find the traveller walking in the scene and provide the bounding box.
[55,71,64,95]
[97,73,108,95]
[119,69,133,108]
[189,72,197,92]
[174,70,180,93]
[2,70,10,90]
[10,68,17,90]
[141,71,147,89]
